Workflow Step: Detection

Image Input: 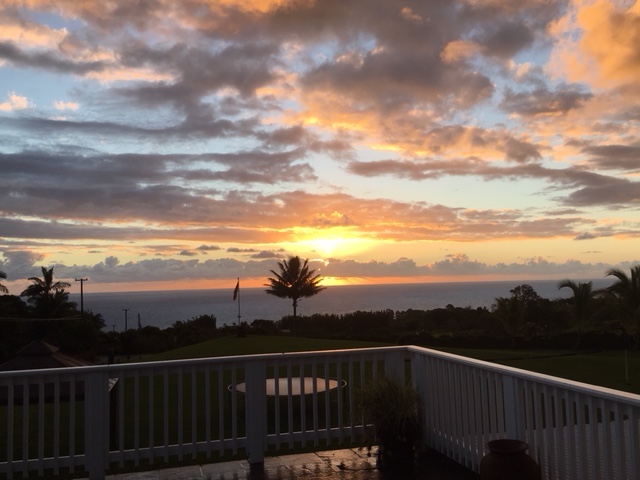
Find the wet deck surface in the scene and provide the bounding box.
[97,448,479,480]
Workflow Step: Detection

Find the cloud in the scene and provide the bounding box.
[0,92,29,111]
[501,85,592,117]
[549,0,640,91]
[583,144,640,172]
[53,101,79,111]
[197,244,221,252]
[307,211,355,228]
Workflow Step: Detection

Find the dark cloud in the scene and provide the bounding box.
[197,245,221,251]
[0,41,108,75]
[563,180,640,207]
[473,21,535,58]
[583,145,640,172]
[227,248,258,253]
[250,251,282,259]
[501,86,593,117]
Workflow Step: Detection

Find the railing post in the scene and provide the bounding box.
[502,375,522,440]
[384,350,406,382]
[84,369,110,480]
[245,360,267,464]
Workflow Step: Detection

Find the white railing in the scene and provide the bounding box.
[408,346,640,480]
[1,346,639,480]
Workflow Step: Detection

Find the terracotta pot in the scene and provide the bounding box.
[479,439,541,480]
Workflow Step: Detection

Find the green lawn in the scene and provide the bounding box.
[433,347,640,395]
[148,336,640,395]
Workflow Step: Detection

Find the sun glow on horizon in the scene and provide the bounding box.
[292,227,373,258]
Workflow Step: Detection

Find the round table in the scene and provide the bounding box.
[232,377,343,396]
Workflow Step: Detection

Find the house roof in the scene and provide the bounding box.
[0,340,94,371]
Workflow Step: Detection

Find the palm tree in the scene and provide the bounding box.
[492,296,526,347]
[265,256,326,331]
[606,266,640,346]
[0,270,8,294]
[557,279,593,344]
[20,266,73,318]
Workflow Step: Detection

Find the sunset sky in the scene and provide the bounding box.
[1,0,639,294]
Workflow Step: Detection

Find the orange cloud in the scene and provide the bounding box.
[549,0,640,90]
[579,0,640,87]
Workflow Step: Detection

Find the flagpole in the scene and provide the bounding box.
[235,278,241,323]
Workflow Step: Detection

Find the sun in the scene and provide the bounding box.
[307,236,345,256]
[291,227,371,258]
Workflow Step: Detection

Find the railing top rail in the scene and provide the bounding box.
[0,345,401,378]
[1,344,638,405]
[405,345,640,405]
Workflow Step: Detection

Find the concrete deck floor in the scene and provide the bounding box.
[93,448,479,480]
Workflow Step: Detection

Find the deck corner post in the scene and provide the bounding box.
[245,360,267,464]
[384,349,407,382]
[84,368,110,480]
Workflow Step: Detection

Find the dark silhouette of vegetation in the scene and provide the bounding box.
[265,256,326,328]
[0,270,8,294]
[606,266,640,347]
[3,264,640,367]
[20,267,75,319]
[557,280,593,345]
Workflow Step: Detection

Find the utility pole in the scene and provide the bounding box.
[75,277,88,315]
[122,308,130,332]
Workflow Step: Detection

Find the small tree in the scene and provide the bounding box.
[265,256,326,332]
[0,270,8,294]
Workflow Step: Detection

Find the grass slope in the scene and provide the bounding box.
[437,347,640,395]
[147,337,640,395]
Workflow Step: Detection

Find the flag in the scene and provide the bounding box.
[233,279,239,301]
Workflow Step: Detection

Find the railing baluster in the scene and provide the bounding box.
[37,377,44,476]
[191,366,197,457]
[230,366,237,455]
[21,377,28,476]
[601,398,612,478]
[576,392,588,479]
[118,369,125,466]
[134,370,140,465]
[347,357,355,441]
[217,364,224,456]
[311,360,319,446]
[324,358,331,441]
[162,367,169,462]
[336,359,344,442]
[53,378,60,475]
[69,378,76,470]
[6,377,14,473]
[204,365,211,457]
[299,359,307,446]
[274,363,281,449]
[287,361,293,449]
[148,371,155,462]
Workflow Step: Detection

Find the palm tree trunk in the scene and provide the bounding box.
[292,299,298,335]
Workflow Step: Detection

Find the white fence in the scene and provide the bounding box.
[1,346,639,480]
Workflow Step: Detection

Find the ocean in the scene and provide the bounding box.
[70,279,614,332]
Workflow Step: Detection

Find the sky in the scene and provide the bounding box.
[1,0,639,294]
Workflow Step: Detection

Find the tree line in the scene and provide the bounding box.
[1,263,639,364]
